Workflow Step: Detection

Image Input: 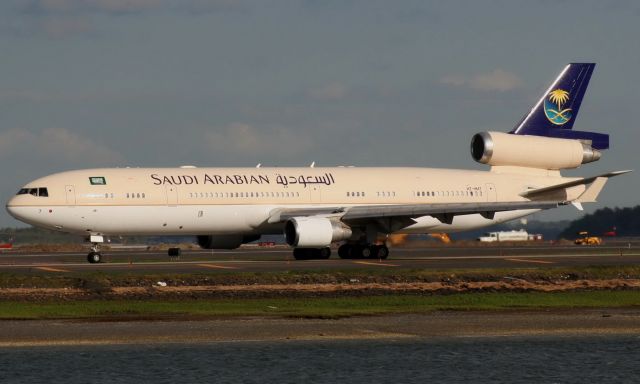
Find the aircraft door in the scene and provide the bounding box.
[165,185,178,206]
[485,183,497,202]
[65,185,76,205]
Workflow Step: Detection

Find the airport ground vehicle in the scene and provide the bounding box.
[574,231,602,245]
[478,230,541,242]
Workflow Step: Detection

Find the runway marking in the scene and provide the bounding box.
[504,258,554,265]
[198,263,240,270]
[35,266,71,272]
[353,261,399,267]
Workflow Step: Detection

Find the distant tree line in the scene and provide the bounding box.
[558,206,640,239]
[0,227,193,245]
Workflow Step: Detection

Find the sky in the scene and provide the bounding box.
[0,0,639,227]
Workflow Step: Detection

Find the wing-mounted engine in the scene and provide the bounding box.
[471,131,601,170]
[197,234,261,250]
[284,217,352,247]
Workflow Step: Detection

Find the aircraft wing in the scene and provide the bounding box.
[268,200,565,225]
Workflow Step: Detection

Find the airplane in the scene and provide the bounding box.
[5,63,630,263]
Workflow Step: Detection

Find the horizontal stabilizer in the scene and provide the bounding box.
[519,170,632,198]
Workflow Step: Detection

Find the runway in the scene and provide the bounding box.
[1,241,640,274]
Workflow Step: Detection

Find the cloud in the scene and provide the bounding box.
[439,75,466,87]
[23,0,169,15]
[307,82,348,101]
[0,127,125,165]
[13,0,249,37]
[440,69,523,92]
[204,123,312,157]
[21,0,247,15]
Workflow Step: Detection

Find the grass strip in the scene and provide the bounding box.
[1,291,638,320]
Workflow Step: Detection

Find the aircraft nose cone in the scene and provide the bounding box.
[6,202,19,220]
[5,197,26,221]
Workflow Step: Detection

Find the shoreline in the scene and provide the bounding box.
[1,308,640,347]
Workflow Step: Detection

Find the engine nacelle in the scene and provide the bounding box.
[196,234,261,250]
[284,217,352,247]
[470,131,601,170]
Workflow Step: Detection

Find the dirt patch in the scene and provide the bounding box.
[1,279,639,301]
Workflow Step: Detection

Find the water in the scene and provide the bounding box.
[1,336,639,383]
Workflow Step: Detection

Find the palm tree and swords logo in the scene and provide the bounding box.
[544,89,572,125]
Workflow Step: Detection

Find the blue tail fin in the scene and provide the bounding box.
[511,63,609,150]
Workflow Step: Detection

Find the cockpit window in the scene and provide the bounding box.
[16,187,48,197]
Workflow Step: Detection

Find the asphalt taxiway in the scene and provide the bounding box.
[1,242,640,274]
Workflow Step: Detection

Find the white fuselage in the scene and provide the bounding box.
[6,166,581,238]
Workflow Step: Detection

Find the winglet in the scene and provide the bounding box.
[576,177,607,203]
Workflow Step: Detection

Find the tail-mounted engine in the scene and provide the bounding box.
[471,131,601,170]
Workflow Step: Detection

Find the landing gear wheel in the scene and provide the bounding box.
[294,247,332,260]
[376,245,389,260]
[87,251,102,264]
[338,244,352,259]
[360,245,372,259]
[318,247,331,259]
[293,248,310,260]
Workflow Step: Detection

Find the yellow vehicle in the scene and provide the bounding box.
[574,231,602,245]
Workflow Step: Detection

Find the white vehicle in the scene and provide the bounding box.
[5,63,630,263]
[478,230,530,242]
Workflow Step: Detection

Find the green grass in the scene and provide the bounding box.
[1,291,639,320]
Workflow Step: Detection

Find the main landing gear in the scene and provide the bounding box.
[337,244,389,259]
[292,244,390,260]
[293,247,331,260]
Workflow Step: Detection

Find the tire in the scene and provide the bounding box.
[377,245,389,259]
[293,248,309,260]
[360,246,372,259]
[318,247,331,259]
[87,252,102,264]
[338,244,352,259]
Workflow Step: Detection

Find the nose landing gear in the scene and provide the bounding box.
[86,235,104,263]
[87,243,102,263]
